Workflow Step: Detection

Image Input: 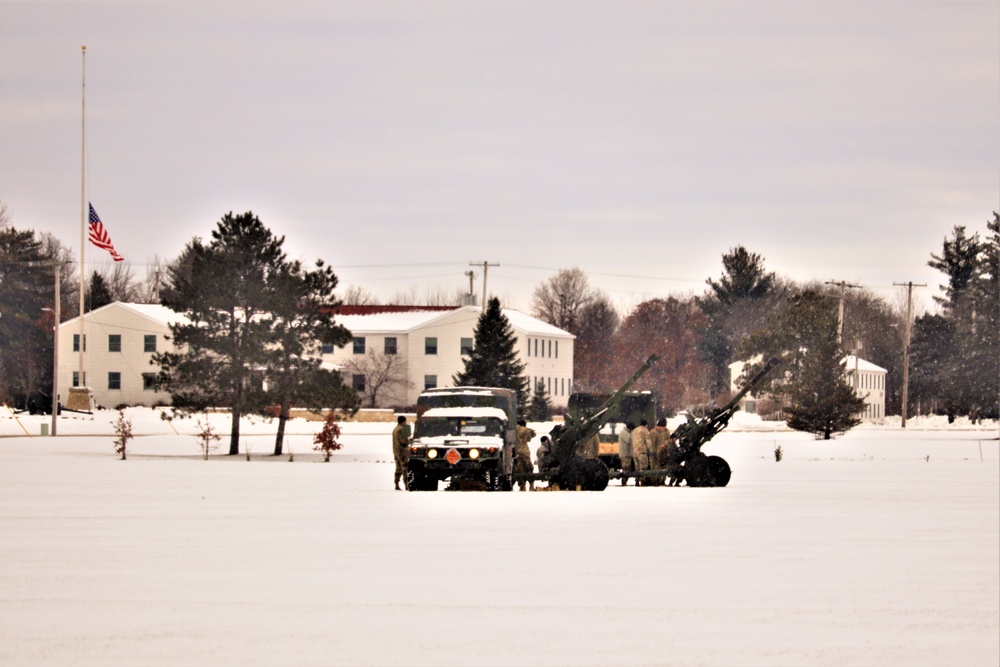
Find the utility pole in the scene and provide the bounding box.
[825,280,861,344]
[464,270,476,305]
[51,262,60,437]
[894,281,926,428]
[469,261,498,309]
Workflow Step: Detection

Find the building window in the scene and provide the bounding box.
[425,337,437,355]
[72,371,86,387]
[555,340,558,358]
[353,337,366,354]
[424,375,437,390]
[144,335,157,353]
[108,372,121,390]
[142,373,157,391]
[108,334,121,352]
[460,337,473,355]
[533,339,538,356]
[526,337,531,356]
[73,334,86,352]
[384,337,397,355]
[548,340,552,357]
[352,374,366,392]
[321,343,334,354]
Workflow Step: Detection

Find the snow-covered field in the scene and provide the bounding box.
[1,408,998,667]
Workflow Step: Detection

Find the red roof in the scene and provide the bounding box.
[332,305,459,316]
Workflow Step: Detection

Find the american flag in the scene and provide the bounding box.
[88,203,124,262]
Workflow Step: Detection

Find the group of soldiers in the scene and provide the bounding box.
[530,417,684,487]
[616,418,682,486]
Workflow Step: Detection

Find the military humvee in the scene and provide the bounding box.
[406,387,517,491]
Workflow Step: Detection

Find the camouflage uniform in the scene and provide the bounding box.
[649,423,669,485]
[631,423,651,474]
[392,419,410,489]
[617,425,634,485]
[515,422,536,490]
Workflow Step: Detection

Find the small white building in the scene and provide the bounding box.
[729,355,887,421]
[326,305,575,408]
[57,302,185,409]
[842,355,888,420]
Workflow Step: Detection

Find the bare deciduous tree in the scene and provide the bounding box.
[342,349,413,408]
[530,267,594,334]
[134,255,168,303]
[342,285,381,306]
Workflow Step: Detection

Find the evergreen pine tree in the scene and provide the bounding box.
[738,289,865,438]
[264,259,358,456]
[784,337,865,440]
[0,221,68,406]
[696,246,784,397]
[453,297,529,410]
[528,378,553,421]
[155,211,286,455]
[87,271,113,312]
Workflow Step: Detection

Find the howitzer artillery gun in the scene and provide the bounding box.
[518,354,660,491]
[664,355,781,487]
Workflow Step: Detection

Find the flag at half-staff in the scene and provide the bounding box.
[88,203,124,261]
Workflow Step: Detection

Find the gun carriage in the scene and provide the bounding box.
[641,355,782,487]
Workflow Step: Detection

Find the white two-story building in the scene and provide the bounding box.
[325,305,575,408]
[57,302,186,409]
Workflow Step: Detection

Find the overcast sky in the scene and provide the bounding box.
[2,1,997,312]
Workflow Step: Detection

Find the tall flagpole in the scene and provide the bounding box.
[78,45,86,387]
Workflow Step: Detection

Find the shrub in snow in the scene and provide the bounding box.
[112,409,133,461]
[195,417,221,460]
[774,444,783,462]
[313,413,343,462]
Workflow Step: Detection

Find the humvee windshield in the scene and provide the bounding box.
[415,417,505,439]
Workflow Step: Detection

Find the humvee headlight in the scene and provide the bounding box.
[468,448,480,459]
[427,449,438,459]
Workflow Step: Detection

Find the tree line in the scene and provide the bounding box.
[531,212,999,428]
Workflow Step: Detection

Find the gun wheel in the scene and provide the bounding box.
[684,455,731,487]
[706,455,731,487]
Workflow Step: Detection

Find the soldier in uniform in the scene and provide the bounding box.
[392,415,410,490]
[618,422,635,485]
[631,419,651,486]
[536,435,556,474]
[649,418,669,486]
[663,430,683,486]
[515,419,537,491]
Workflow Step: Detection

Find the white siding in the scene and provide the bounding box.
[57,303,175,408]
[326,307,575,408]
